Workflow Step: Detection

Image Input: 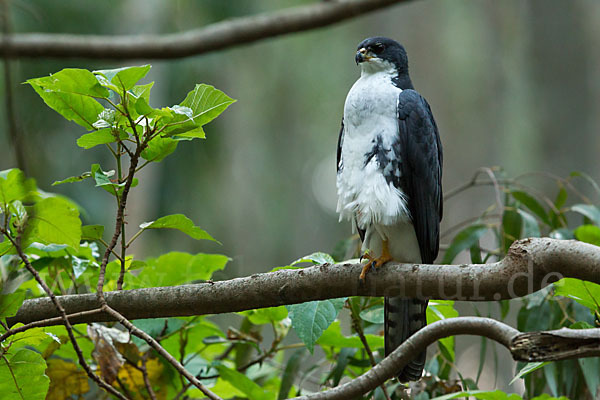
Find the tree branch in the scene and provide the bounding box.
[8,238,600,327]
[0,0,408,60]
[290,316,600,400]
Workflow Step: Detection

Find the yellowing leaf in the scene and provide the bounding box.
[46,359,89,400]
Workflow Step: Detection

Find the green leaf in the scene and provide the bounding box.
[27,69,107,130]
[317,320,384,349]
[554,278,600,312]
[442,224,488,263]
[0,291,25,318]
[510,362,548,384]
[90,164,138,196]
[287,298,346,353]
[511,191,551,226]
[359,305,384,324]
[0,348,50,400]
[216,364,273,400]
[241,307,288,325]
[81,225,104,241]
[76,128,127,149]
[141,136,178,162]
[291,252,335,266]
[130,82,154,103]
[517,209,540,238]
[574,224,600,246]
[578,357,600,399]
[23,197,81,250]
[130,252,229,288]
[549,228,574,240]
[572,204,600,226]
[51,172,92,186]
[430,390,522,400]
[94,65,151,92]
[502,209,522,252]
[139,214,216,242]
[9,327,56,349]
[0,169,36,209]
[427,300,459,363]
[278,348,306,400]
[179,84,235,127]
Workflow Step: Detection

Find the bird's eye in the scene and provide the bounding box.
[371,43,385,53]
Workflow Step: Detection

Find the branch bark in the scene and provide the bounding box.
[289,317,600,400]
[0,0,408,60]
[8,238,600,327]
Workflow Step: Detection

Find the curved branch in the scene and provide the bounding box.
[290,317,600,400]
[0,0,408,59]
[7,238,600,327]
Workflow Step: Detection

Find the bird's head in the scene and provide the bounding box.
[355,37,409,75]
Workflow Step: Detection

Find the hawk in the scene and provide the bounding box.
[336,37,443,382]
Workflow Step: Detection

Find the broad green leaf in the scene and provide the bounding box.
[287,298,345,353]
[9,326,55,350]
[27,70,107,130]
[554,186,567,209]
[179,84,235,127]
[517,209,540,238]
[76,128,127,149]
[442,224,488,263]
[430,390,522,400]
[23,197,81,250]
[359,305,384,324]
[511,191,551,226]
[571,204,600,226]
[174,126,206,140]
[0,169,36,208]
[291,252,336,266]
[139,214,216,242]
[241,307,288,325]
[94,65,151,92]
[130,252,229,288]
[51,172,92,186]
[130,82,154,103]
[0,291,25,318]
[510,362,548,384]
[216,364,273,400]
[575,225,600,246]
[554,278,600,311]
[131,318,186,347]
[81,225,104,241]
[141,136,178,162]
[0,348,49,400]
[317,320,384,350]
[543,362,558,397]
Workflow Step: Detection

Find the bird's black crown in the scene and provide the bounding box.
[356,37,409,74]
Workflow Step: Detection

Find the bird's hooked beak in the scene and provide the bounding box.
[355,47,373,65]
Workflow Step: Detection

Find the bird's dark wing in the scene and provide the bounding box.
[337,118,366,242]
[396,89,443,263]
[384,89,442,382]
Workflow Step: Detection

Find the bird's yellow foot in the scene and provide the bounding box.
[359,240,393,281]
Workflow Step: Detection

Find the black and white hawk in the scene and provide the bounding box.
[336,37,443,382]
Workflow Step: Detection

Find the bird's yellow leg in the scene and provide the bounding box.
[359,239,393,281]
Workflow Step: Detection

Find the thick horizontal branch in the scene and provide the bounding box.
[290,317,600,400]
[7,238,600,327]
[0,0,406,59]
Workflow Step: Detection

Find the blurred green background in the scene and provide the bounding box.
[1,0,599,393]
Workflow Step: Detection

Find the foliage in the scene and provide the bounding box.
[0,67,598,400]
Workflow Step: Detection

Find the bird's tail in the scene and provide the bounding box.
[384,296,428,382]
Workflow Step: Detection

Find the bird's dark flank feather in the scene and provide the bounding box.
[336,37,442,382]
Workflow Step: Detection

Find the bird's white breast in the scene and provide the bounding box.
[336,70,410,230]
